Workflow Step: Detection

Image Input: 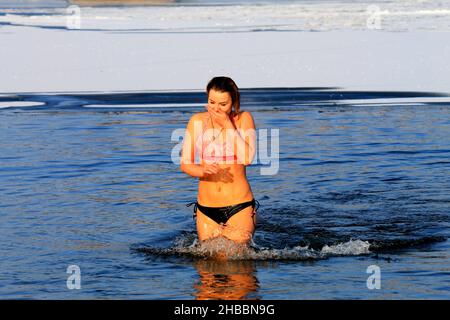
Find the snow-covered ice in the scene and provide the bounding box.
[1,1,449,94]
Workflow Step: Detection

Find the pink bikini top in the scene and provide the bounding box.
[195,116,238,164]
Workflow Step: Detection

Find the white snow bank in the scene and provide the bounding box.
[2,2,450,32]
[1,3,449,94]
[0,101,45,108]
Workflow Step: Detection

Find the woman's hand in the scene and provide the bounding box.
[201,163,234,182]
[202,162,220,177]
[206,105,235,129]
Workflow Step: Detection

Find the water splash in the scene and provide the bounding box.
[135,236,373,261]
[320,239,371,256]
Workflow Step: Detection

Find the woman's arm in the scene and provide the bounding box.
[181,162,221,178]
[208,109,256,166]
[179,114,220,177]
[180,114,201,177]
[223,111,257,166]
[207,108,256,166]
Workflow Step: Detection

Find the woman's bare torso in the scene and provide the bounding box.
[196,112,253,206]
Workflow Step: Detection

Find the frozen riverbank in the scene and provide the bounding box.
[1,3,449,94]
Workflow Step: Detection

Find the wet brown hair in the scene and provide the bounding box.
[206,76,240,117]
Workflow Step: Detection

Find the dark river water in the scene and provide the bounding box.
[0,88,449,299]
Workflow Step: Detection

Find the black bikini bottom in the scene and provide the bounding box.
[187,199,260,225]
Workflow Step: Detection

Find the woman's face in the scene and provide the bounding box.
[207,89,233,115]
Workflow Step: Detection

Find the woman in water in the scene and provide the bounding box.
[180,76,259,245]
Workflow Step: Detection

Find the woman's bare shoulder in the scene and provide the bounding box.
[234,111,254,126]
[188,112,208,123]
[238,110,253,118]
